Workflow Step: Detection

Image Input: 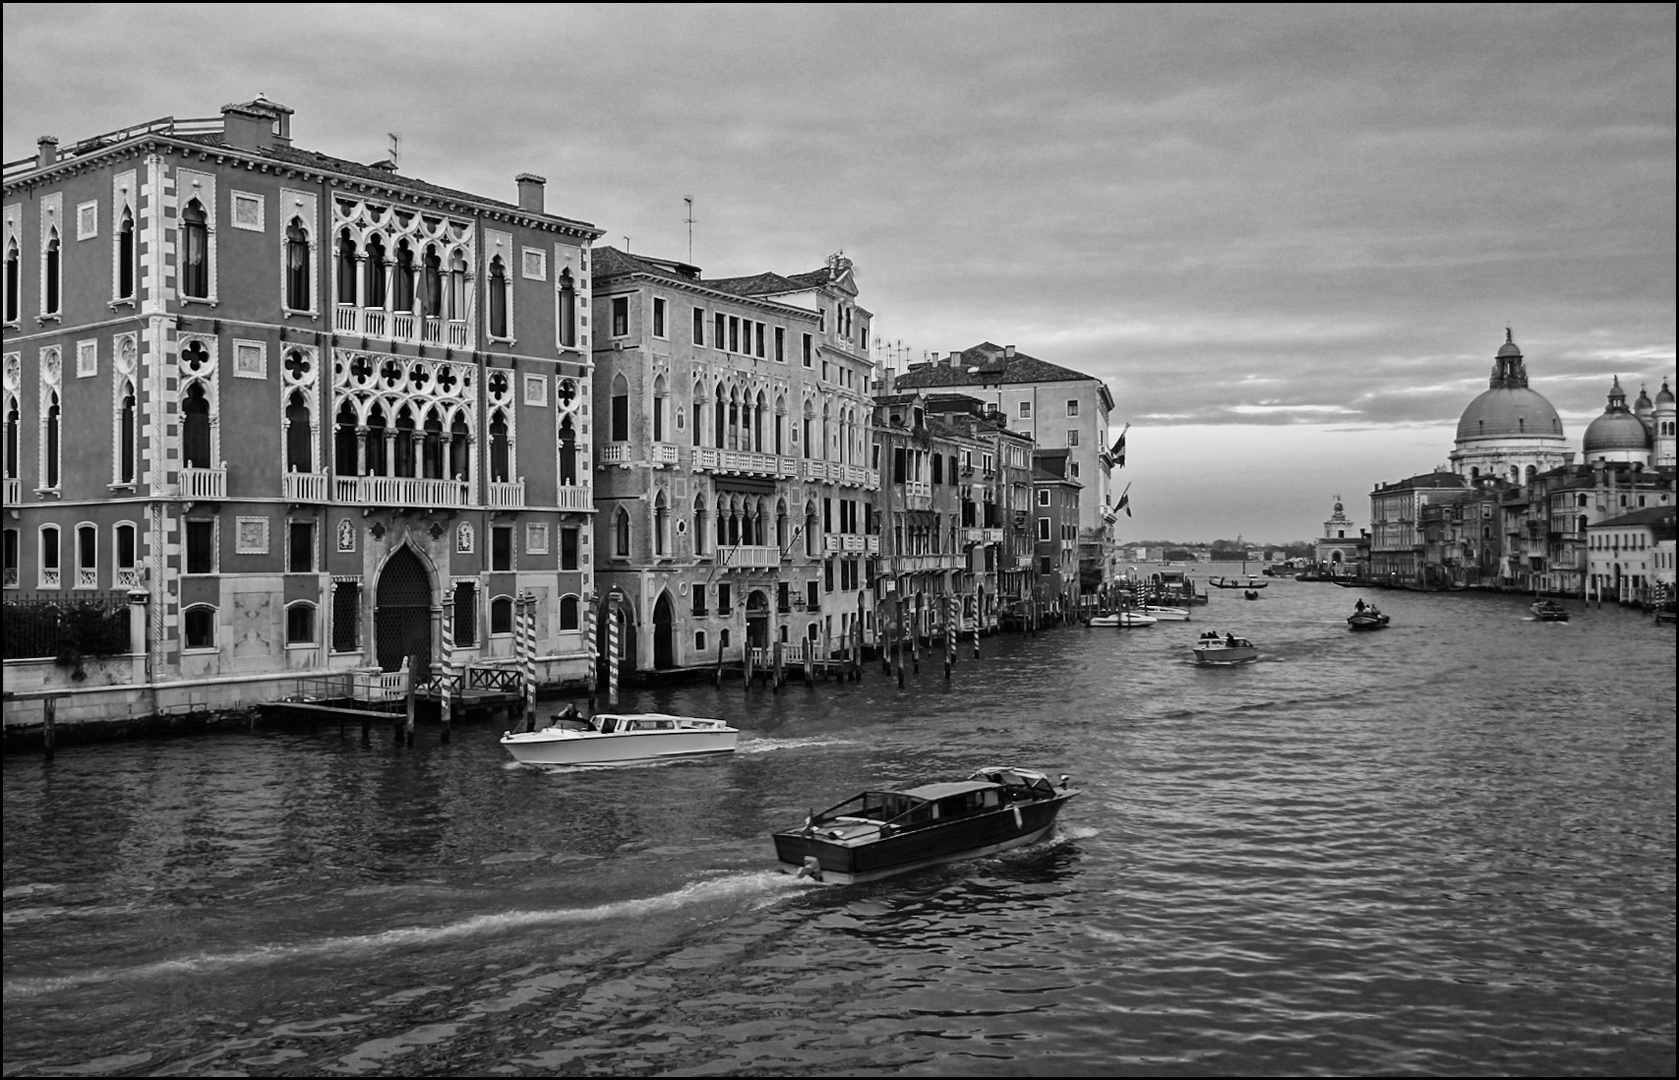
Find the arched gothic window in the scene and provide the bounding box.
[364,235,387,308]
[335,401,359,475]
[337,231,358,305]
[274,390,309,478]
[693,494,708,556]
[43,391,61,488]
[179,203,207,299]
[558,268,576,347]
[614,506,631,557]
[488,255,508,337]
[285,219,310,311]
[118,210,137,301]
[44,229,62,313]
[558,417,578,486]
[652,375,667,443]
[611,373,630,442]
[117,382,137,484]
[488,409,510,483]
[182,382,211,469]
[4,239,18,322]
[654,491,669,556]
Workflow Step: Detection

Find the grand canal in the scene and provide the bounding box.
[4,578,1674,1075]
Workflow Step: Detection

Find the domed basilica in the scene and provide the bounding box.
[1449,329,1676,481]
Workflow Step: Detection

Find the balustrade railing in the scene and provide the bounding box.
[76,568,98,589]
[3,478,19,505]
[180,465,227,500]
[555,485,591,511]
[334,475,468,507]
[334,305,469,347]
[652,443,680,465]
[487,480,525,509]
[718,545,780,569]
[115,568,140,589]
[599,444,632,465]
[282,471,329,502]
[904,480,931,499]
[42,568,61,588]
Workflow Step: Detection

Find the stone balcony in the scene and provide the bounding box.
[652,443,680,466]
[487,480,525,510]
[3,477,20,505]
[695,446,787,477]
[282,470,329,502]
[335,305,470,348]
[335,475,469,508]
[180,465,227,500]
[715,544,780,569]
[823,533,880,554]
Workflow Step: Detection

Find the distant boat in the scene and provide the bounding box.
[1141,605,1190,621]
[501,712,738,765]
[1531,600,1570,623]
[1090,611,1157,627]
[1347,604,1390,630]
[1209,576,1267,590]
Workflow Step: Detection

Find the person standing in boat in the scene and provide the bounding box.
[1355,598,1366,613]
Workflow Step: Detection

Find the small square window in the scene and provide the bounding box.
[1067,429,1079,447]
[612,297,629,337]
[289,521,315,573]
[231,191,264,232]
[1066,399,1079,417]
[1018,401,1031,418]
[1038,490,1050,506]
[186,520,216,573]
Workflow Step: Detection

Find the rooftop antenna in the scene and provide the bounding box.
[623,235,631,253]
[387,132,400,167]
[684,196,695,264]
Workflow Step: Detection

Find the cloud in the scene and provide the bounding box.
[5,4,1671,538]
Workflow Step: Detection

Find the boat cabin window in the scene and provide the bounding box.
[597,717,616,734]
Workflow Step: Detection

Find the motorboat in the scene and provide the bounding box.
[1141,604,1190,621]
[1089,610,1157,627]
[500,712,738,765]
[772,765,1079,884]
[1347,602,1390,630]
[1531,600,1570,623]
[1192,631,1258,664]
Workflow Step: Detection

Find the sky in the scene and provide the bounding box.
[5,3,1673,542]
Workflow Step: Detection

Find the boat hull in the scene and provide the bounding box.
[1347,613,1390,630]
[773,794,1076,884]
[1141,606,1190,621]
[1193,644,1258,664]
[501,728,738,765]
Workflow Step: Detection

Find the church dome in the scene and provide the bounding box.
[1455,388,1564,441]
[1455,330,1566,442]
[1583,376,1652,455]
[1659,380,1676,406]
[1582,411,1652,453]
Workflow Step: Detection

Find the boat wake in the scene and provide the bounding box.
[2,871,808,1000]
[735,735,858,754]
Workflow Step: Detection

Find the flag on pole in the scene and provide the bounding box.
[1110,426,1128,467]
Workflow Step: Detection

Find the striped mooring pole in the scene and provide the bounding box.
[520,591,538,731]
[607,604,621,705]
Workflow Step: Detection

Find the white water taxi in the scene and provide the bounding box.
[500,712,738,765]
[1192,631,1258,665]
[1141,605,1191,621]
[1090,611,1157,627]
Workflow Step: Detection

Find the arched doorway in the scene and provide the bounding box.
[746,589,769,649]
[653,592,675,669]
[375,546,432,672]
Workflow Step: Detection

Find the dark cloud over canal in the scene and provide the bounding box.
[6,4,1672,537]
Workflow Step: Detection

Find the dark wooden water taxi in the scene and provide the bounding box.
[773,766,1079,884]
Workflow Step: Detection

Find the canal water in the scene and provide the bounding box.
[4,579,1674,1075]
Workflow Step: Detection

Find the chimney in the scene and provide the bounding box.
[220,102,274,152]
[516,173,546,214]
[1004,344,1015,359]
[36,135,58,168]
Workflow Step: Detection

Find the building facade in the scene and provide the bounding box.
[588,247,877,673]
[892,342,1118,583]
[1367,471,1465,582]
[1031,449,1082,617]
[1314,495,1362,575]
[3,100,601,715]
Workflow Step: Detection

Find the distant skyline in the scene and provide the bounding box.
[5,3,1672,539]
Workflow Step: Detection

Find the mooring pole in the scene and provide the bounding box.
[403,656,416,748]
[43,696,57,761]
